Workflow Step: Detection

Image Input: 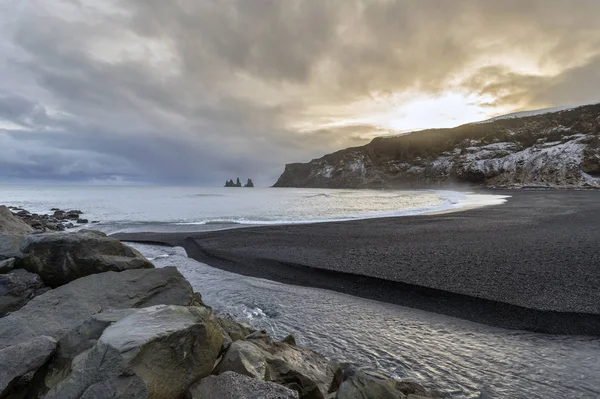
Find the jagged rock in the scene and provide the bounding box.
[217,340,268,379]
[0,234,25,260]
[218,335,336,399]
[44,305,222,399]
[0,257,15,274]
[245,178,255,187]
[190,371,299,399]
[0,267,194,352]
[76,218,88,224]
[266,358,324,399]
[236,177,242,187]
[0,336,57,397]
[18,230,154,287]
[218,316,254,341]
[281,334,297,345]
[274,103,600,189]
[0,269,48,316]
[395,381,430,397]
[334,368,404,399]
[0,206,33,235]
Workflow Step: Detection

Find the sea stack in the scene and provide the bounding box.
[224,177,254,187]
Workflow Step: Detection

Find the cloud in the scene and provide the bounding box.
[1,0,599,184]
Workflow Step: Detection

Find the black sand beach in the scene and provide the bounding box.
[114,190,600,335]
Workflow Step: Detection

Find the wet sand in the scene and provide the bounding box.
[113,190,600,335]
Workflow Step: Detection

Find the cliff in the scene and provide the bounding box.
[274,103,600,189]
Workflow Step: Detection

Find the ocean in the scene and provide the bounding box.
[0,185,508,233]
[1,185,597,398]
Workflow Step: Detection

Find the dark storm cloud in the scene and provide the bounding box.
[1,0,599,184]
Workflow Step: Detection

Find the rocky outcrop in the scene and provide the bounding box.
[0,267,194,351]
[225,177,255,187]
[190,371,299,399]
[217,332,338,398]
[274,103,600,189]
[0,206,33,235]
[0,234,25,260]
[4,206,83,232]
[0,335,57,397]
[0,269,48,316]
[44,305,223,399]
[18,230,154,287]
[0,226,440,399]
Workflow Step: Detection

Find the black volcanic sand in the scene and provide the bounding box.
[114,190,600,336]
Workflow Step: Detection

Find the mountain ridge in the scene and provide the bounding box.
[274,103,600,189]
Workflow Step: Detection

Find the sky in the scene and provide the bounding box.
[1,0,600,186]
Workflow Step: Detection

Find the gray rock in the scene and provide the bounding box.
[217,315,253,341]
[0,267,194,351]
[0,206,33,235]
[18,230,154,287]
[0,269,48,316]
[190,371,299,399]
[218,335,336,399]
[45,305,223,399]
[217,340,268,379]
[0,336,56,397]
[0,257,15,274]
[36,309,140,396]
[0,234,26,260]
[335,373,404,399]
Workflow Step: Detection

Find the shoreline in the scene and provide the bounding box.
[113,189,600,336]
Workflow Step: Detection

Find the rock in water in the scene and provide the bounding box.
[18,230,154,287]
[0,336,56,397]
[189,371,299,399]
[0,269,47,316]
[0,206,33,235]
[0,267,194,352]
[44,305,223,399]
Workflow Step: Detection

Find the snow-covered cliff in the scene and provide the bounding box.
[274,103,600,189]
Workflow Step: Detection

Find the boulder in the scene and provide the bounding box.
[190,371,299,399]
[0,336,56,397]
[328,366,432,399]
[0,267,194,351]
[44,305,223,399]
[335,375,404,399]
[18,230,154,287]
[0,234,26,260]
[0,257,15,274]
[217,315,254,341]
[218,335,337,399]
[266,358,324,399]
[217,340,268,379]
[0,206,33,235]
[0,269,48,316]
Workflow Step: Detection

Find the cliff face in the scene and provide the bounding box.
[274,103,600,189]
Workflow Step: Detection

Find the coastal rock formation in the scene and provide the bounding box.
[0,234,25,260]
[225,177,255,187]
[18,230,154,287]
[274,103,600,189]
[0,223,440,399]
[190,371,299,399]
[0,267,194,351]
[0,335,57,397]
[0,269,47,316]
[44,305,222,399]
[0,206,33,235]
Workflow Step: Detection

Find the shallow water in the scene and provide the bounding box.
[130,243,600,399]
